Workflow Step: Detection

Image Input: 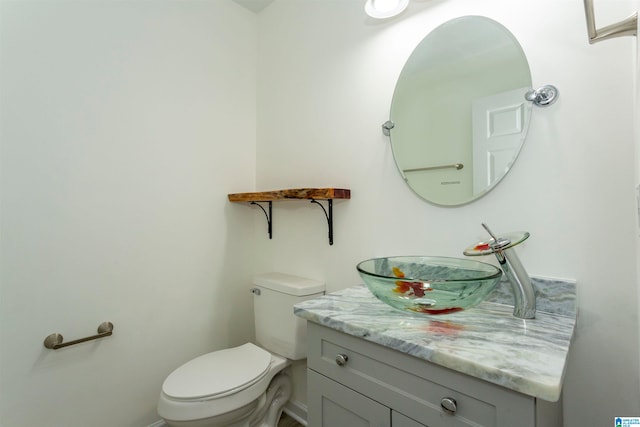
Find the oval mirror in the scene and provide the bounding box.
[388,16,532,206]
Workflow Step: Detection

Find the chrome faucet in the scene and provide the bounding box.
[464,224,536,319]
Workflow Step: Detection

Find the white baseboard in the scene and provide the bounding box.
[283,399,307,426]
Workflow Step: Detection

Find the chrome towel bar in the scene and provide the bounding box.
[584,0,637,44]
[403,163,463,173]
[43,321,114,350]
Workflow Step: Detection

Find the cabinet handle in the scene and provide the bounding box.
[335,354,349,366]
[440,397,457,415]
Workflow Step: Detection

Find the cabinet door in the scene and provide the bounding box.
[308,369,391,427]
[393,411,427,427]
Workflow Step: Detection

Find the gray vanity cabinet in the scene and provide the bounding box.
[308,369,391,426]
[309,368,425,427]
[393,411,427,427]
[306,322,559,427]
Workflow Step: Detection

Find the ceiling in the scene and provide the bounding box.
[232,0,275,13]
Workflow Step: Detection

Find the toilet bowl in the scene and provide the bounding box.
[158,343,291,427]
[157,272,325,427]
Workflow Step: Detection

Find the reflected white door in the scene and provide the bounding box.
[471,87,530,195]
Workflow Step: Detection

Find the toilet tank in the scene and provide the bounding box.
[252,272,325,360]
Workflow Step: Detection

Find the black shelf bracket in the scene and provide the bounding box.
[250,201,272,239]
[310,199,334,245]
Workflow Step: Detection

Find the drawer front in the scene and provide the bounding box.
[307,322,535,427]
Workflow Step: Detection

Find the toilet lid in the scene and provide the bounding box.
[162,343,272,400]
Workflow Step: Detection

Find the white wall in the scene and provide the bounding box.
[0,1,258,426]
[636,0,640,405]
[256,1,640,426]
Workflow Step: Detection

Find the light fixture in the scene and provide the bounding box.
[365,0,409,19]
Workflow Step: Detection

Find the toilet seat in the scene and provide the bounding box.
[162,343,272,401]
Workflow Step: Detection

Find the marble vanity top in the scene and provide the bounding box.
[294,276,577,402]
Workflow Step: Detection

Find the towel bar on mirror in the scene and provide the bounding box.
[584,0,637,44]
[43,321,114,350]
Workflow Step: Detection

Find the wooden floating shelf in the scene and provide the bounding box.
[228,188,350,202]
[228,188,351,245]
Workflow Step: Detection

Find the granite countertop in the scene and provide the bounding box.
[294,277,577,402]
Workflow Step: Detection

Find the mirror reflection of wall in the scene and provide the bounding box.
[389,16,532,206]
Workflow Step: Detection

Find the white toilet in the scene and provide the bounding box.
[157,272,325,427]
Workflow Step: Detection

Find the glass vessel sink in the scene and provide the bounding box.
[356,256,502,315]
